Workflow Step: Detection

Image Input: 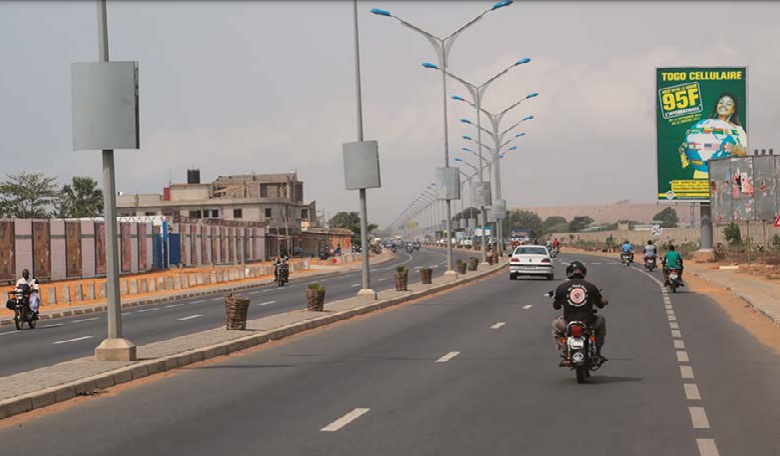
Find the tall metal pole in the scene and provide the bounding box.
[95,0,135,361]
[353,0,373,298]
[474,93,489,264]
[441,53,455,275]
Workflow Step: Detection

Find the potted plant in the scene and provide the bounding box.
[395,266,409,291]
[468,257,479,271]
[306,283,326,311]
[456,259,467,274]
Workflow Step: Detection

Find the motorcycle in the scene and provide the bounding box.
[667,267,681,293]
[550,246,560,258]
[6,282,39,330]
[545,290,606,383]
[644,256,657,272]
[405,244,415,254]
[274,263,289,287]
[391,245,397,253]
[620,252,633,267]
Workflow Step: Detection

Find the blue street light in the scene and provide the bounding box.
[460,119,471,124]
[451,95,466,101]
[492,1,513,10]
[515,58,531,65]
[422,62,439,70]
[508,146,517,150]
[370,8,391,16]
[499,154,506,158]
[526,92,539,98]
[522,115,534,121]
[454,158,464,162]
[462,135,472,140]
[516,132,526,137]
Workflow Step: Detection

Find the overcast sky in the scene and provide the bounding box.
[1,1,779,226]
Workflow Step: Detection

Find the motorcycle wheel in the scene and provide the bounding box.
[14,314,22,331]
[671,282,677,293]
[584,368,591,378]
[576,366,586,383]
[28,318,36,329]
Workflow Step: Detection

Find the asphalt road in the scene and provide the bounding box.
[0,248,473,378]
[2,253,778,456]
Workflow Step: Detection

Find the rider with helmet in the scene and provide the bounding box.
[662,244,685,286]
[643,239,658,260]
[551,260,609,359]
[621,240,634,263]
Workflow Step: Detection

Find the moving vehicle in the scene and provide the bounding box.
[6,282,38,330]
[405,243,415,254]
[620,252,633,267]
[667,267,681,293]
[558,317,604,383]
[644,256,657,272]
[510,245,554,280]
[274,262,289,287]
[412,241,421,251]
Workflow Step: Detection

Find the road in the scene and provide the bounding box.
[0,248,473,378]
[1,253,778,456]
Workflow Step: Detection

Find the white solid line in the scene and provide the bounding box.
[41,323,63,328]
[696,438,720,456]
[674,340,685,349]
[436,351,460,363]
[670,322,680,329]
[490,322,506,329]
[258,301,277,306]
[689,406,710,429]
[321,408,370,432]
[53,335,94,345]
[178,315,203,321]
[672,329,683,338]
[522,305,533,310]
[350,283,360,287]
[0,331,19,337]
[684,383,701,400]
[680,365,695,379]
[677,351,689,362]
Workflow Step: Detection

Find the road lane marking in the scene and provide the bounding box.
[665,304,673,310]
[53,335,94,345]
[0,331,19,337]
[436,351,460,363]
[689,406,710,429]
[522,305,533,310]
[414,266,422,270]
[138,308,161,313]
[72,317,99,323]
[668,315,677,321]
[321,408,370,432]
[674,340,685,349]
[178,315,203,321]
[684,384,701,400]
[680,365,695,379]
[191,299,207,304]
[41,323,63,328]
[490,322,506,329]
[671,329,682,338]
[670,322,680,329]
[258,301,277,306]
[121,312,132,316]
[211,296,226,300]
[165,304,184,308]
[676,351,689,362]
[696,438,720,456]
[350,284,360,287]
[377,278,389,281]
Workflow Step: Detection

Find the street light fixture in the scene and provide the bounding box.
[371,0,515,277]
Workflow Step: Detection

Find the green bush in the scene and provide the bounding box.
[396,266,408,274]
[772,234,780,250]
[308,283,324,291]
[724,222,742,246]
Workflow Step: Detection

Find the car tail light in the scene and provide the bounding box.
[570,326,582,338]
[510,258,520,263]
[541,258,551,263]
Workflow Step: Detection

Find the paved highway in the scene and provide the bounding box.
[0,249,472,378]
[1,254,777,455]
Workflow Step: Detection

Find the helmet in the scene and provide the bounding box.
[647,240,653,245]
[566,260,587,279]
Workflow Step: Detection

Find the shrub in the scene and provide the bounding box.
[308,283,324,291]
[724,222,742,246]
[396,266,408,274]
[772,234,780,250]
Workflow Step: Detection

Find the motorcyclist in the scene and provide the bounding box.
[15,268,40,315]
[621,240,634,263]
[273,258,282,283]
[551,260,608,360]
[643,240,658,261]
[545,239,553,251]
[662,244,684,286]
[552,237,560,252]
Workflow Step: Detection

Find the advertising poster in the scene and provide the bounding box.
[120,222,131,273]
[32,221,51,279]
[0,221,15,281]
[138,223,148,271]
[95,222,106,275]
[211,226,218,263]
[190,225,198,265]
[656,67,748,201]
[65,221,82,277]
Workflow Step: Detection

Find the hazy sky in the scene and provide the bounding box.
[1,1,779,226]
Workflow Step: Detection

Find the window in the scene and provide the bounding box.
[189,210,202,219]
[144,211,156,216]
[233,209,243,219]
[301,208,309,219]
[265,208,272,218]
[211,209,219,218]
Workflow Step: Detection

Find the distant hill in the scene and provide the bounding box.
[509,202,695,226]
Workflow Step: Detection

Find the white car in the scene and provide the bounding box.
[510,245,554,280]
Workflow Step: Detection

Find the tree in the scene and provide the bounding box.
[653,207,679,228]
[543,216,569,233]
[57,176,104,218]
[328,211,377,247]
[504,210,544,239]
[568,216,594,233]
[0,172,59,218]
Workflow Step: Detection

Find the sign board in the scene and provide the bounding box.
[435,167,461,200]
[472,181,492,207]
[651,225,663,236]
[72,62,140,150]
[774,214,780,228]
[710,155,780,223]
[343,140,381,190]
[656,67,748,202]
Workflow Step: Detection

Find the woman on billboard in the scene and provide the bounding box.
[679,93,747,179]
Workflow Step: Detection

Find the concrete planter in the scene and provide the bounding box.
[394,272,408,291]
[306,288,325,312]
[419,268,433,284]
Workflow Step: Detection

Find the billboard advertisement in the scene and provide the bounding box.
[656,67,747,201]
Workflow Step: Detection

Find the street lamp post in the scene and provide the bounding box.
[371,1,514,278]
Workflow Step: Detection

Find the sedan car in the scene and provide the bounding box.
[509,245,554,280]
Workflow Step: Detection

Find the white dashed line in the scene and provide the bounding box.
[689,406,710,429]
[178,315,203,321]
[71,317,99,323]
[684,383,701,400]
[350,284,360,287]
[668,315,677,321]
[676,351,689,362]
[435,351,460,363]
[672,330,682,338]
[696,438,720,456]
[211,297,225,300]
[53,335,93,345]
[680,365,695,379]
[138,308,161,313]
[121,312,132,316]
[522,305,533,310]
[191,299,207,304]
[321,408,370,432]
[41,323,63,328]
[0,331,19,337]
[670,322,680,329]
[258,301,277,306]
[377,278,389,281]
[165,304,184,308]
[490,322,506,329]
[674,340,685,349]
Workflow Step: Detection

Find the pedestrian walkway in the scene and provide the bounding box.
[0,259,506,419]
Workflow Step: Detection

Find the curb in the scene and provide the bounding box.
[690,271,780,328]
[0,260,506,421]
[0,254,396,327]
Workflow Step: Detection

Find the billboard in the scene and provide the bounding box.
[656,67,747,201]
[710,156,780,223]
